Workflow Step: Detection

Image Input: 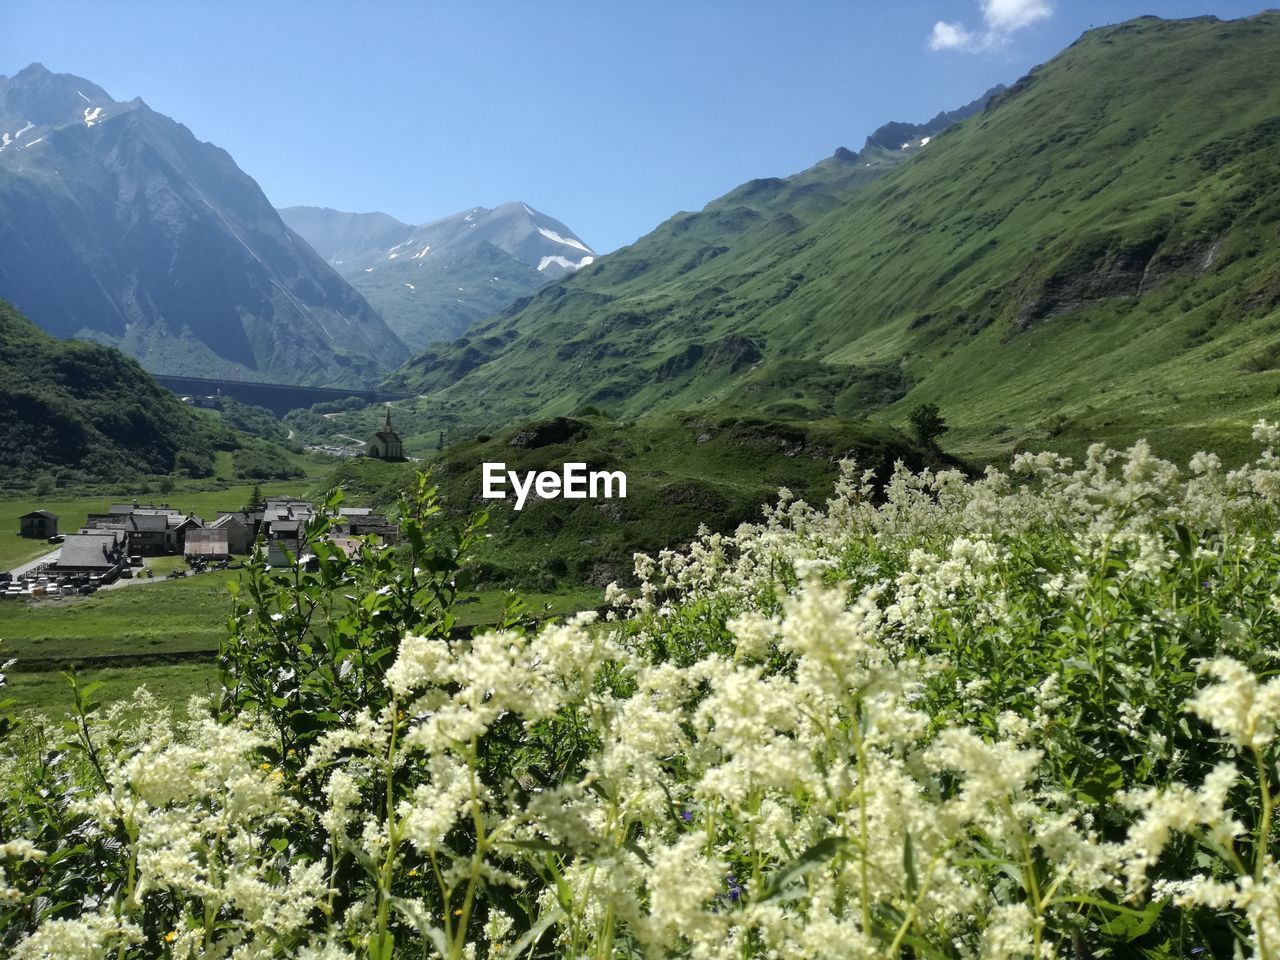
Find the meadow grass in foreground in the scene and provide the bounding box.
[8,430,1280,957]
[3,664,219,721]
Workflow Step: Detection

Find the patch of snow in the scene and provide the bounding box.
[900,142,911,150]
[537,227,592,254]
[0,132,10,152]
[83,106,103,127]
[405,283,415,291]
[388,252,399,259]
[522,203,535,217]
[23,137,43,147]
[364,267,375,273]
[14,121,35,140]
[77,89,92,103]
[464,212,475,222]
[920,136,931,146]
[410,244,431,260]
[538,254,595,272]
[455,298,464,303]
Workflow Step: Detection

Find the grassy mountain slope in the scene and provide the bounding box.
[0,299,301,486]
[385,13,1280,464]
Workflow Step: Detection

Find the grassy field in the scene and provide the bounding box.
[3,663,220,720]
[0,571,238,660]
[1,574,600,663]
[1,568,602,717]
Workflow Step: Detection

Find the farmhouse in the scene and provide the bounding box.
[19,510,58,539]
[54,531,125,577]
[211,512,255,554]
[334,511,396,539]
[263,500,317,565]
[124,513,169,555]
[169,514,203,553]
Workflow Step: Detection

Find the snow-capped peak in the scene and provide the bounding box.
[537,226,592,255]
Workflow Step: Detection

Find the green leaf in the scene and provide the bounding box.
[1099,898,1163,940]
[499,837,575,857]
[903,830,918,898]
[367,928,398,960]
[495,906,564,960]
[761,837,846,901]
[390,898,448,955]
[1076,758,1126,805]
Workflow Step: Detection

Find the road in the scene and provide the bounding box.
[8,548,60,579]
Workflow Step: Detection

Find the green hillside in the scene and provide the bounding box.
[382,13,1280,464]
[324,411,942,589]
[0,299,275,486]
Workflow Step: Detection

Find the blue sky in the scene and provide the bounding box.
[0,1,1269,252]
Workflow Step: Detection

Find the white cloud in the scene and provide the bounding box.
[982,0,1053,31]
[929,21,976,51]
[928,0,1053,52]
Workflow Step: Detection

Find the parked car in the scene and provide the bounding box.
[0,572,11,583]
[47,534,65,543]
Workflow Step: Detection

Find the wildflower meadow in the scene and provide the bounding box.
[7,427,1280,957]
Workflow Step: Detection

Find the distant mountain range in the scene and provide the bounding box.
[0,64,407,386]
[280,202,595,351]
[378,12,1280,464]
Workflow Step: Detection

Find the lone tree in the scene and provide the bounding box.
[909,402,949,449]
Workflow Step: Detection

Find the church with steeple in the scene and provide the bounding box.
[365,407,405,460]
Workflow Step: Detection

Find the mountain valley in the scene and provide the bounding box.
[369,13,1280,465]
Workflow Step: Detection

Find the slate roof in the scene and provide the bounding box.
[127,514,168,533]
[20,510,58,520]
[57,534,120,570]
